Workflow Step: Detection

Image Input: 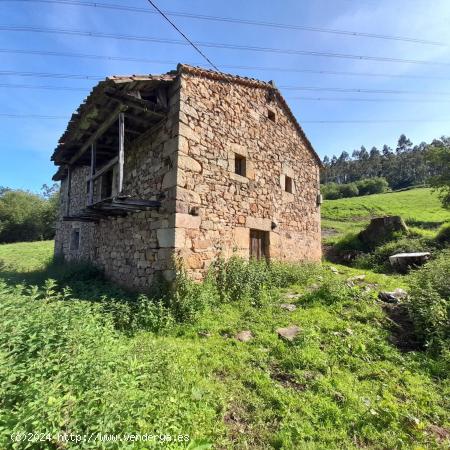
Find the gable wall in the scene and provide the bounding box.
[173,73,321,279]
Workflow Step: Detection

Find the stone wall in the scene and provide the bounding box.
[54,80,181,288]
[54,68,322,288]
[172,72,322,279]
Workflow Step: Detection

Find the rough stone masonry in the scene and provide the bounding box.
[52,64,322,289]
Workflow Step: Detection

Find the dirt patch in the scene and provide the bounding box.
[270,367,306,391]
[382,303,423,352]
[426,424,450,443]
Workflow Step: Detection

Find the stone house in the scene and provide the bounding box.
[52,64,322,288]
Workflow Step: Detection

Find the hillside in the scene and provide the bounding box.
[0,241,449,449]
[322,188,450,241]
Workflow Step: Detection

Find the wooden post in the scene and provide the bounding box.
[66,165,71,216]
[88,142,96,205]
[118,112,125,194]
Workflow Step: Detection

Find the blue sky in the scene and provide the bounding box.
[1,0,450,192]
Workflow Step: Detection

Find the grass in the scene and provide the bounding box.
[0,241,449,449]
[322,188,450,242]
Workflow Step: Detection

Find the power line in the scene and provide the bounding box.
[301,119,450,124]
[288,96,450,103]
[7,0,447,47]
[1,62,449,82]
[0,83,87,91]
[1,112,449,124]
[2,25,450,66]
[279,85,450,96]
[2,81,450,97]
[145,0,218,70]
[0,113,68,118]
[0,70,103,80]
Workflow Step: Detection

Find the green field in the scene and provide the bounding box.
[322,188,450,241]
[0,240,449,449]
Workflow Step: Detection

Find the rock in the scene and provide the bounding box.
[378,288,408,304]
[280,303,297,312]
[277,325,301,342]
[329,266,339,274]
[347,274,366,283]
[284,293,301,299]
[235,330,253,342]
[198,330,211,338]
[389,252,430,273]
[309,283,320,291]
[358,216,408,249]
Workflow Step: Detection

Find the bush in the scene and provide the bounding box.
[435,223,450,246]
[407,251,450,353]
[321,183,342,200]
[321,177,388,200]
[355,235,432,273]
[0,187,59,243]
[356,177,389,196]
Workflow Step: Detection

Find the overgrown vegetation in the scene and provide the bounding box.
[0,241,449,449]
[407,251,450,357]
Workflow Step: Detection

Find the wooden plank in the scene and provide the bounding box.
[68,104,127,165]
[118,112,125,193]
[66,165,71,216]
[88,142,96,205]
[90,156,118,181]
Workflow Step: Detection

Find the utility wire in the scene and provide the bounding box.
[7,0,447,46]
[1,25,450,66]
[0,113,68,119]
[145,0,219,70]
[1,63,450,82]
[300,119,450,124]
[288,96,450,103]
[2,82,450,97]
[1,112,449,124]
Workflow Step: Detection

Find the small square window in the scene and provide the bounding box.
[234,154,246,177]
[285,175,293,193]
[70,228,80,251]
[267,109,276,122]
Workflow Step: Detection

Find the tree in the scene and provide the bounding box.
[0,186,59,243]
[427,144,450,208]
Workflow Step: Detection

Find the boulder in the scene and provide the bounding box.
[235,330,253,342]
[280,303,297,312]
[358,216,408,249]
[378,288,408,304]
[389,252,430,273]
[277,325,301,342]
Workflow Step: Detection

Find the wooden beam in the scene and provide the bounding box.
[90,156,118,181]
[66,165,71,216]
[105,91,166,117]
[118,112,125,193]
[68,104,127,165]
[88,143,96,205]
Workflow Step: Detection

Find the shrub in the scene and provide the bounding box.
[435,223,450,246]
[355,235,432,273]
[407,251,450,353]
[321,183,342,200]
[356,177,389,196]
[0,188,59,243]
[339,182,359,198]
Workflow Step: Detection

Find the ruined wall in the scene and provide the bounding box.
[54,80,181,288]
[173,73,322,279]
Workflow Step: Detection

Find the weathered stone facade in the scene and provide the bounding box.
[53,65,322,288]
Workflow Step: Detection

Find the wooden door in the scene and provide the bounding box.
[250,229,267,260]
